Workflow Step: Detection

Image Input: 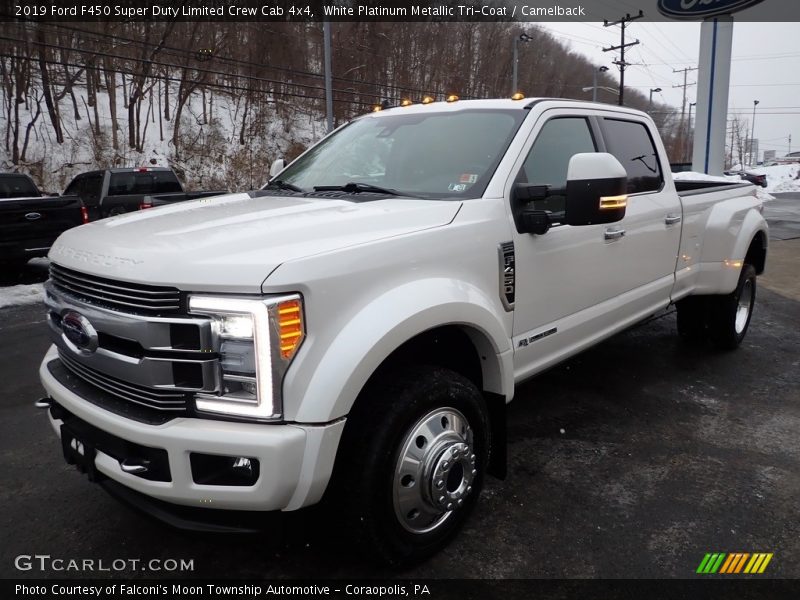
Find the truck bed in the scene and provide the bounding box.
[675,180,753,196]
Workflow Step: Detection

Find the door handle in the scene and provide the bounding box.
[604,227,626,240]
[665,214,682,225]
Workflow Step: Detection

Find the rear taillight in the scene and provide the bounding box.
[139,202,153,210]
[80,206,89,223]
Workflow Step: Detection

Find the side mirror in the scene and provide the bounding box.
[564,153,628,226]
[269,158,285,178]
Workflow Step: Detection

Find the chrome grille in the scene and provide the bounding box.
[58,351,190,413]
[49,263,182,315]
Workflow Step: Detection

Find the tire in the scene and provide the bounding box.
[707,264,757,350]
[676,296,707,342]
[108,206,127,217]
[329,365,490,566]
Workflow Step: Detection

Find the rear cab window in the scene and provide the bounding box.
[108,170,182,196]
[601,118,663,194]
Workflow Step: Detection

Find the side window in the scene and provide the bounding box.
[64,175,83,197]
[602,119,663,194]
[82,173,104,204]
[519,117,596,213]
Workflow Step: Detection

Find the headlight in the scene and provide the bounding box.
[188,294,305,420]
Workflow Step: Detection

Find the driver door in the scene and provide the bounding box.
[510,113,631,380]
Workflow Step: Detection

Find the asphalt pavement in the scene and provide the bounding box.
[1,194,798,580]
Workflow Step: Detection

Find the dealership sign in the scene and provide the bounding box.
[657,0,766,19]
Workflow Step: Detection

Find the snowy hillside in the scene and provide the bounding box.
[1,81,326,194]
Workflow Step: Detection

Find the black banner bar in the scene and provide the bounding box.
[3,0,800,23]
[5,579,800,600]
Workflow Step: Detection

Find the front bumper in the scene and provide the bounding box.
[39,345,345,512]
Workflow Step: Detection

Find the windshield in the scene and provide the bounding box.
[269,109,526,199]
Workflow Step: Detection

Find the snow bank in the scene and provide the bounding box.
[749,164,800,193]
[0,283,44,309]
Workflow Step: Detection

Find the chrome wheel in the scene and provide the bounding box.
[393,407,476,534]
[735,278,754,334]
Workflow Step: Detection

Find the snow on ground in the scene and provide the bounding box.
[0,258,49,309]
[749,164,800,193]
[0,283,44,309]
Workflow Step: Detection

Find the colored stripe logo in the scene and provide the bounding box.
[697,552,773,574]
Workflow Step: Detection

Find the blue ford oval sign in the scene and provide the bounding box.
[658,0,766,19]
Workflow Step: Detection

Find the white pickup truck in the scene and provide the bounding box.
[37,98,767,564]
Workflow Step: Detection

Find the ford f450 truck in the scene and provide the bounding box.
[37,99,768,564]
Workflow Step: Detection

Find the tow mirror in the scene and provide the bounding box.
[512,184,548,203]
[519,208,551,235]
[513,184,553,234]
[269,158,285,178]
[564,153,628,226]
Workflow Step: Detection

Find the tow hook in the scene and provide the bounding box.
[34,397,52,409]
[120,459,151,475]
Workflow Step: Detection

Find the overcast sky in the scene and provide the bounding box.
[541,21,800,159]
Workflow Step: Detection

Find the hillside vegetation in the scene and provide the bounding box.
[1,21,685,192]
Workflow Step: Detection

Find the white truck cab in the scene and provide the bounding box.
[38,98,767,565]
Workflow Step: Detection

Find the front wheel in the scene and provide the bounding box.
[330,366,490,566]
[707,264,757,350]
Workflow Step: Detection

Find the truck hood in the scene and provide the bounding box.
[49,192,461,292]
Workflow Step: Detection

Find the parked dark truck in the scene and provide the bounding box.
[0,173,86,275]
[63,167,225,221]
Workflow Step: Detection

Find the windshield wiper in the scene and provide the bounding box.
[266,180,305,193]
[313,182,419,198]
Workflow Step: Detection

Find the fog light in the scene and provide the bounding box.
[231,457,253,476]
[190,453,260,486]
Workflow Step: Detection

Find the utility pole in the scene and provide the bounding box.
[592,65,609,102]
[729,122,736,169]
[603,10,643,106]
[323,20,333,133]
[672,67,698,127]
[686,102,696,162]
[750,99,759,165]
[511,33,532,96]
